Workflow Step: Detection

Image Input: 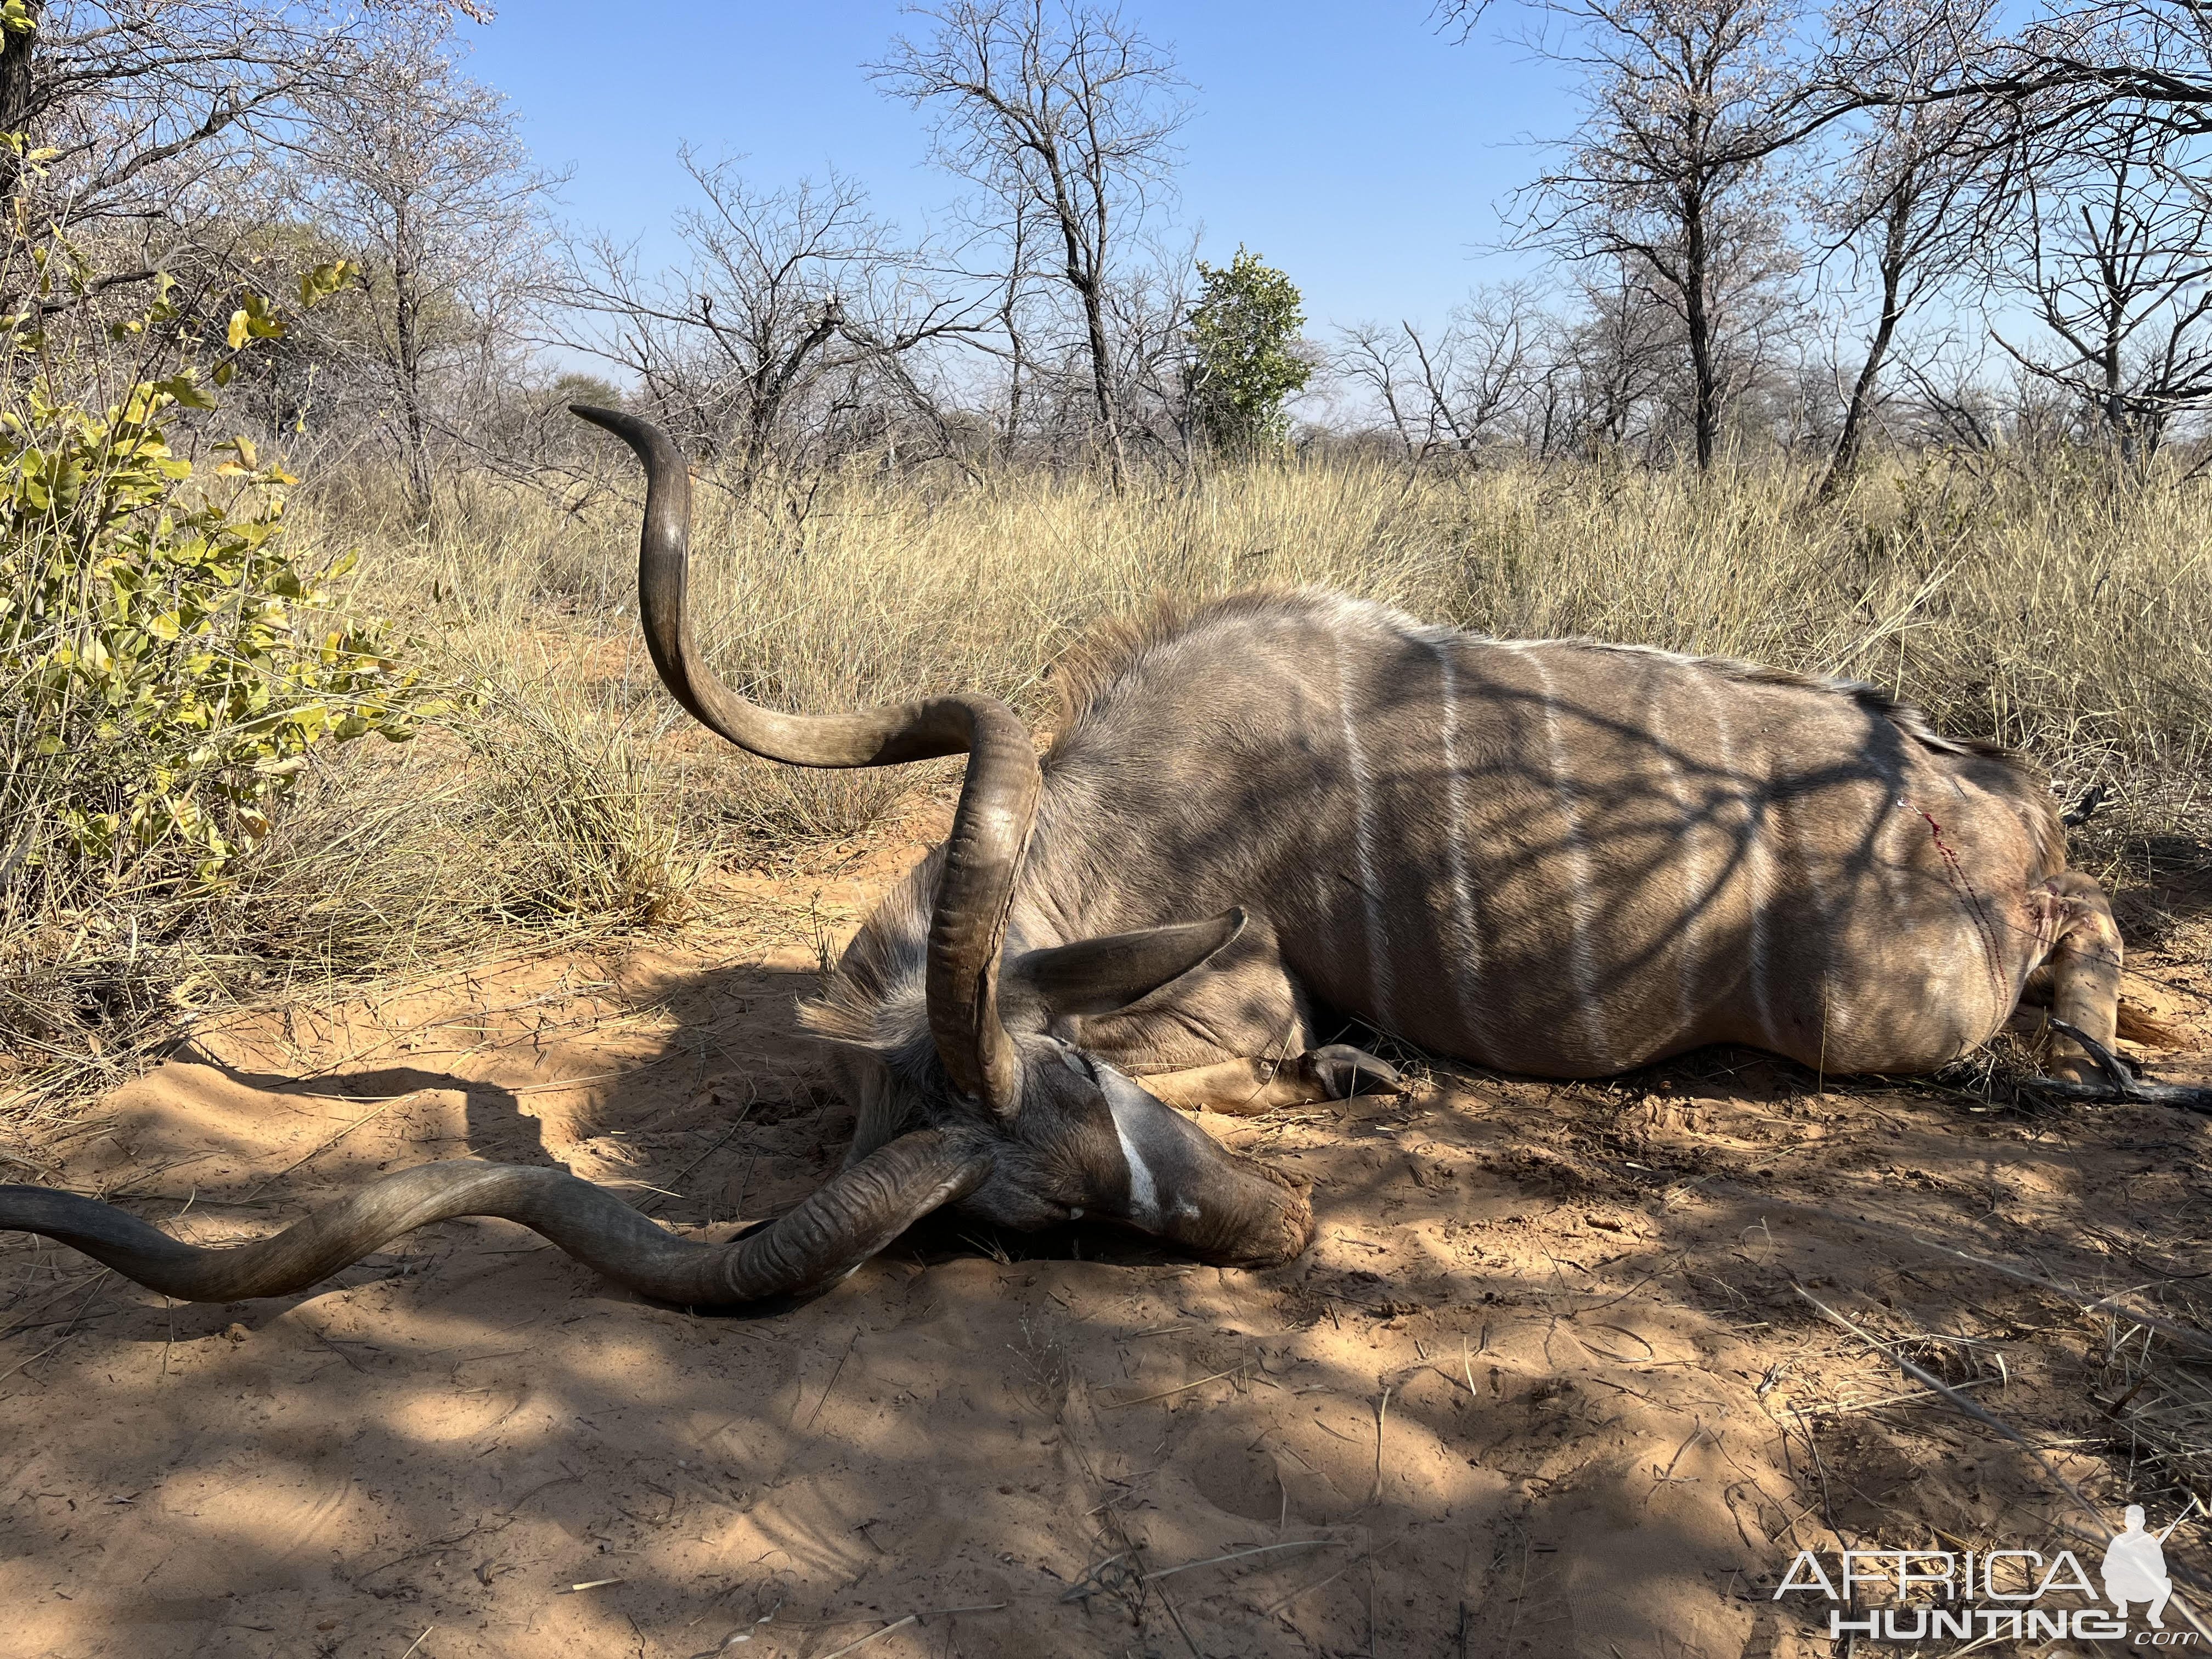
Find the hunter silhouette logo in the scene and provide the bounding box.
[1774,1499,2205,1642]
[2105,1505,2182,1629]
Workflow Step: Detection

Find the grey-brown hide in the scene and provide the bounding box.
[817,588,2123,1164]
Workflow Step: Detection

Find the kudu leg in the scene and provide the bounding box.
[2037,871,2124,1086]
[1138,1045,1406,1116]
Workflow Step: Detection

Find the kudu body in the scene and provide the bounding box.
[2,409,2190,1313]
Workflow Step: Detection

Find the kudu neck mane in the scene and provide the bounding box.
[798,787,1109,1088]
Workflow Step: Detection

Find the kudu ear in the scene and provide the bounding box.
[1006,909,1246,1019]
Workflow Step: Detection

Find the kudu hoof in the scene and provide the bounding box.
[1304,1044,1407,1101]
[2032,1020,2212,1115]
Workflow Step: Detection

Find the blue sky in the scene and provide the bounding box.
[462,1,1567,334]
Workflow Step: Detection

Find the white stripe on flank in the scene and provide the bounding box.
[1506,644,1609,1065]
[1778,772,1837,1049]
[1694,673,1774,1045]
[1432,637,1484,1047]
[1640,689,1702,1042]
[1335,636,1393,1026]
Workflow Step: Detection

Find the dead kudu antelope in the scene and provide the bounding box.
[4,410,2201,1312]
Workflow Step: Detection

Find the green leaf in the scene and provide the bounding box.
[154,371,217,411]
[299,260,354,308]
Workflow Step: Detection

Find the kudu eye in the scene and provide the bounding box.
[1056,1043,1100,1084]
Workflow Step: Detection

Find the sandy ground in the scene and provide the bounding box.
[4,814,2211,1658]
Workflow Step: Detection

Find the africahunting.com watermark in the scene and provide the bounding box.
[1774,1503,2203,1642]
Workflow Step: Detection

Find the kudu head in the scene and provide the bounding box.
[569,406,1312,1276]
[0,412,1311,1315]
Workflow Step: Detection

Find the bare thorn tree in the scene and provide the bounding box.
[1810,0,2006,494]
[561,153,979,483]
[1501,0,1808,469]
[1821,0,2212,145]
[873,0,1188,490]
[289,18,554,521]
[1334,284,1552,464]
[1992,101,2212,464]
[0,1,489,228]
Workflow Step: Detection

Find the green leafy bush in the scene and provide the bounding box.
[1186,247,1312,455]
[1,262,452,895]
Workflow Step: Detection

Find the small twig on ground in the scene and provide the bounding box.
[240,1096,412,1201]
[1059,1549,1131,1602]
[1260,1557,1366,1620]
[1721,1184,2212,1358]
[398,1629,433,1659]
[815,1615,917,1658]
[800,1329,861,1432]
[1655,1420,1706,1485]
[1791,1377,1998,1419]
[1142,1539,1338,1583]
[1103,1364,1246,1410]
[1370,1385,1392,1504]
[1147,1564,1206,1659]
[640,1091,758,1215]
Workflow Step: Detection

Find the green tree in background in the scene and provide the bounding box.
[1187,247,1311,454]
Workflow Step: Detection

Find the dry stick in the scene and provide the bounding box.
[1058,1549,1130,1601]
[0,1329,80,1387]
[1142,1539,1338,1583]
[1370,1385,1392,1504]
[0,1269,111,1387]
[1656,1419,1706,1484]
[0,1147,59,1175]
[1259,1558,1364,1620]
[1792,1376,1999,1419]
[1149,1570,1206,1659]
[639,1093,757,1218]
[0,1265,110,1342]
[800,1329,861,1433]
[239,1096,414,1202]
[1796,1285,2212,1637]
[815,1614,918,1659]
[397,1630,433,1659]
[1103,1364,1246,1411]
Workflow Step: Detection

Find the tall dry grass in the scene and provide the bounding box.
[369,447,2210,823]
[8,447,2209,1111]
